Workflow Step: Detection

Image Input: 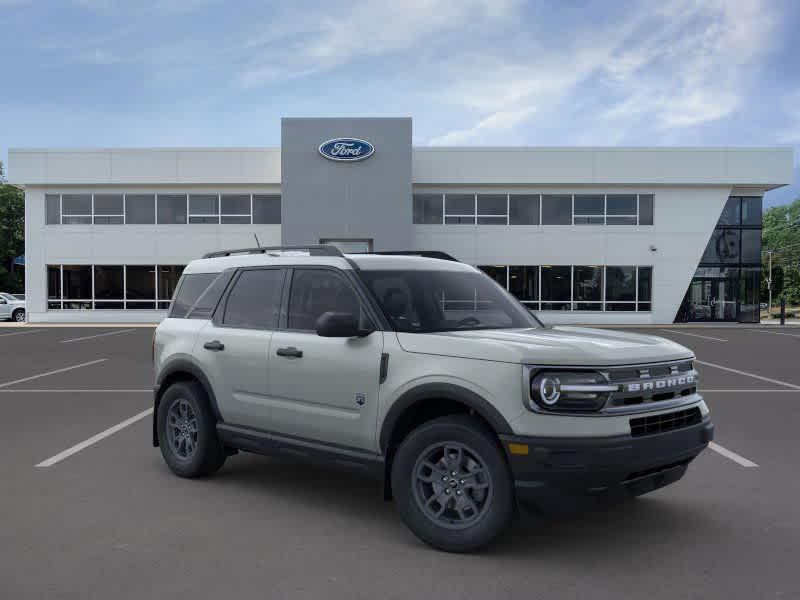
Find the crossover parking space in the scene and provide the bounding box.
[1,324,799,598]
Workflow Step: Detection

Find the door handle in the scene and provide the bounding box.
[203,340,225,351]
[276,346,303,358]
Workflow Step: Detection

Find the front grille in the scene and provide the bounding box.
[606,360,697,409]
[629,407,702,437]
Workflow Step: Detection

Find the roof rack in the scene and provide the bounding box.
[364,250,460,262]
[203,245,344,259]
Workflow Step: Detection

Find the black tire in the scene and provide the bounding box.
[391,415,514,552]
[157,380,225,478]
[12,309,25,322]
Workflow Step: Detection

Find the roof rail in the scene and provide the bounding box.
[364,250,460,262]
[203,245,344,259]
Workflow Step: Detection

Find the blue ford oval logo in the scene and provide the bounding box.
[318,138,375,162]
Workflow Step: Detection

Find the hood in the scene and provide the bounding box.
[395,326,693,366]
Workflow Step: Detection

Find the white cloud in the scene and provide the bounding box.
[429,107,536,145]
[237,0,518,87]
[428,0,779,144]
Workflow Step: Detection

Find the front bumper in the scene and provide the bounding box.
[499,416,714,506]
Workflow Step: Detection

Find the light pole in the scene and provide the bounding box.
[767,250,773,318]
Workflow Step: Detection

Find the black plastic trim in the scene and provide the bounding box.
[217,423,384,477]
[379,383,514,453]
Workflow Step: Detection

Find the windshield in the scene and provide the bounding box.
[358,269,541,333]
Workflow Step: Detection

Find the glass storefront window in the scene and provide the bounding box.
[739,267,760,323]
[413,194,443,224]
[717,197,741,225]
[606,266,635,302]
[740,229,761,263]
[573,266,602,302]
[541,266,571,308]
[509,195,539,225]
[509,266,539,307]
[741,197,762,226]
[702,229,741,263]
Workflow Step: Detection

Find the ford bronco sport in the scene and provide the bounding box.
[153,246,713,552]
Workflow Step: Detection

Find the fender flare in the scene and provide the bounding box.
[379,382,513,454]
[153,359,221,446]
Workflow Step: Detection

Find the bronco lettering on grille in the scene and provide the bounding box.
[625,373,695,393]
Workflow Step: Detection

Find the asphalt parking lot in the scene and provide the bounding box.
[1,325,799,599]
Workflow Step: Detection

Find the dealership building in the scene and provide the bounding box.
[8,117,794,324]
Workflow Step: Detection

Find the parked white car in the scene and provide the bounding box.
[0,293,26,322]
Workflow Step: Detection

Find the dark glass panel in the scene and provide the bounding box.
[62,194,91,215]
[509,194,540,225]
[541,266,571,301]
[93,265,123,299]
[253,194,281,224]
[94,194,123,215]
[157,265,185,300]
[606,266,635,301]
[606,194,636,215]
[573,266,602,301]
[477,194,507,216]
[125,194,156,224]
[189,194,218,215]
[638,194,654,225]
[541,195,571,224]
[478,266,507,288]
[62,265,91,299]
[157,194,187,224]
[47,266,61,299]
[125,265,156,299]
[741,197,762,226]
[740,229,761,263]
[220,194,250,215]
[223,269,284,329]
[509,266,538,302]
[46,194,60,224]
[638,266,652,302]
[739,267,760,323]
[445,194,475,216]
[717,197,741,225]
[702,229,740,263]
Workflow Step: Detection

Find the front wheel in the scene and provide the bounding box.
[157,381,225,477]
[12,309,25,322]
[391,415,514,552]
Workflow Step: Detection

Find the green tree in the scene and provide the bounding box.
[762,197,800,306]
[0,161,25,293]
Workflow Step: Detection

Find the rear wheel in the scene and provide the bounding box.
[391,415,514,552]
[12,309,25,322]
[157,381,225,477]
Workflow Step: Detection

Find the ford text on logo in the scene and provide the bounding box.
[318,138,375,162]
[625,372,695,393]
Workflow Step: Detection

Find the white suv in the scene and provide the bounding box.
[0,293,26,322]
[153,246,713,552]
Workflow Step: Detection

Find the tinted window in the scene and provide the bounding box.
[63,265,92,299]
[46,194,60,224]
[638,194,654,225]
[189,194,219,223]
[573,195,604,224]
[638,266,652,303]
[509,266,538,303]
[541,266,571,306]
[478,266,507,287]
[94,266,123,299]
[445,194,475,224]
[125,194,155,224]
[253,194,281,224]
[740,229,761,263]
[413,194,443,224]
[288,269,362,330]
[702,229,740,263]
[157,194,187,224]
[573,266,602,301]
[477,194,507,224]
[188,271,234,319]
[222,269,284,328]
[541,195,571,225]
[47,265,61,299]
[606,266,635,301]
[158,266,185,300]
[717,197,740,225]
[741,197,762,226]
[170,273,218,318]
[62,194,92,224]
[126,266,155,299]
[359,269,538,333]
[93,194,124,224]
[509,195,539,225]
[221,194,250,224]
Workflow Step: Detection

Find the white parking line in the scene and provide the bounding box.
[695,359,800,390]
[659,329,728,342]
[708,442,759,468]
[35,407,153,468]
[59,329,135,343]
[747,329,800,339]
[0,389,150,393]
[0,359,107,389]
[0,329,44,338]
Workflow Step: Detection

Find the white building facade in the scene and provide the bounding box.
[9,117,794,325]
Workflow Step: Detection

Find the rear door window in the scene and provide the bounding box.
[221,269,285,329]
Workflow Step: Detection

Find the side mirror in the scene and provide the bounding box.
[316,311,373,338]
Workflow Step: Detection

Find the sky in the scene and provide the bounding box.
[1,0,798,207]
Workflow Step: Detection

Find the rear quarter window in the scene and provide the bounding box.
[170,272,226,318]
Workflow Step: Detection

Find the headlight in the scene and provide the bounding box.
[529,370,618,412]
